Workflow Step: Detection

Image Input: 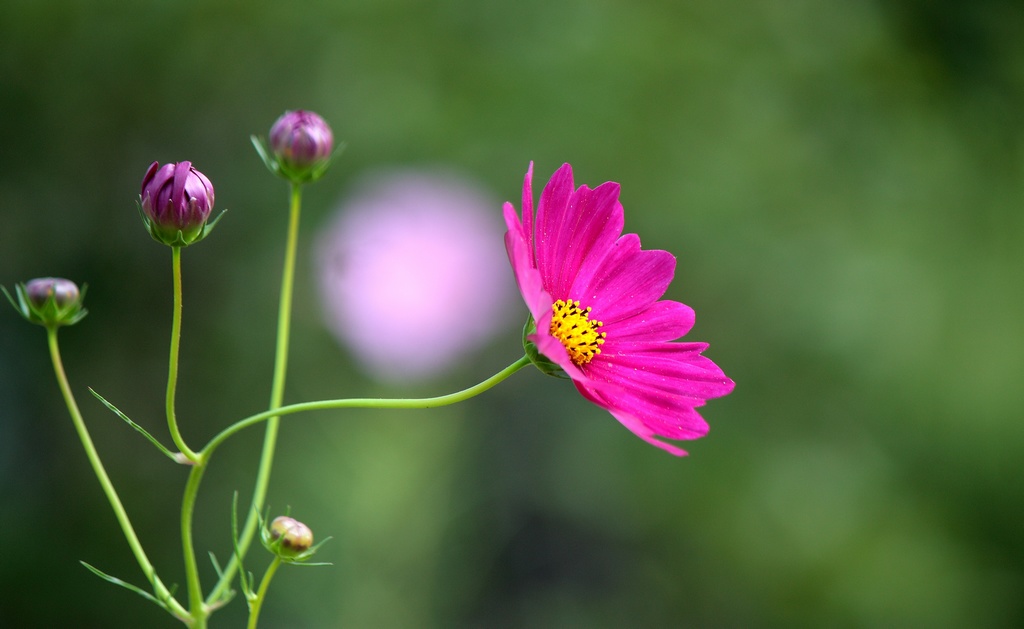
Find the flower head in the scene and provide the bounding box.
[316,169,514,381]
[267,110,334,183]
[503,163,734,455]
[139,161,217,246]
[3,277,88,328]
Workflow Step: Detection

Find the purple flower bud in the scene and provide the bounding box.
[269,516,314,556]
[268,110,334,182]
[3,277,88,327]
[26,277,80,310]
[139,161,215,246]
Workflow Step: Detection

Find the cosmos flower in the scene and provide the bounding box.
[503,163,734,455]
[316,169,514,381]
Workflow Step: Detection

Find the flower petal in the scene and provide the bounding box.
[520,162,535,265]
[572,233,676,324]
[586,342,735,403]
[171,160,192,214]
[602,300,695,343]
[504,203,548,323]
[545,190,625,300]
[594,380,710,435]
[575,380,709,456]
[608,406,707,456]
[534,163,576,291]
[569,337,734,455]
[530,321,585,379]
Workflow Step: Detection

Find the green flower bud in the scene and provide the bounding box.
[3,277,88,328]
[268,516,313,557]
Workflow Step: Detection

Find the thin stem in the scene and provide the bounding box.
[198,354,530,610]
[206,182,302,606]
[167,245,200,463]
[168,245,212,627]
[246,557,282,629]
[205,355,532,456]
[181,462,209,627]
[46,328,189,622]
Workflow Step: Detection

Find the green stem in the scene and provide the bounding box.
[167,246,200,463]
[246,557,282,629]
[196,354,529,612]
[203,354,529,615]
[46,328,189,622]
[168,245,213,627]
[206,182,302,606]
[204,355,532,456]
[181,462,209,627]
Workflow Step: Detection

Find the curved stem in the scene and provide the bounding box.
[167,245,200,463]
[205,355,532,456]
[246,557,282,629]
[46,328,189,622]
[201,353,530,610]
[199,354,529,609]
[206,182,302,606]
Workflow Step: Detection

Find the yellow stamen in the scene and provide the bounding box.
[550,299,606,366]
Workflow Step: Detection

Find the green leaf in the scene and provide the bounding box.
[207,552,236,610]
[80,561,170,613]
[88,388,179,462]
[209,551,225,578]
[231,492,255,600]
[250,135,280,176]
[0,285,23,316]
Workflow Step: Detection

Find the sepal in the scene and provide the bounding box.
[137,200,226,247]
[522,315,569,378]
[251,134,344,185]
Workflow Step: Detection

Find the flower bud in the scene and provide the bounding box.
[26,277,79,310]
[139,161,216,246]
[267,110,334,183]
[3,277,88,327]
[268,516,314,557]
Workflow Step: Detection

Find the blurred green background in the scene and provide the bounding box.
[2,0,1023,627]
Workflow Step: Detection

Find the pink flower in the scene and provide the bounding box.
[317,169,515,381]
[503,163,734,455]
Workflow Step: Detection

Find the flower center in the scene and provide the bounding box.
[550,299,606,366]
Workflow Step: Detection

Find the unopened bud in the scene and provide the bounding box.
[269,516,313,556]
[139,161,218,246]
[27,277,79,309]
[259,110,335,184]
[3,277,87,327]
